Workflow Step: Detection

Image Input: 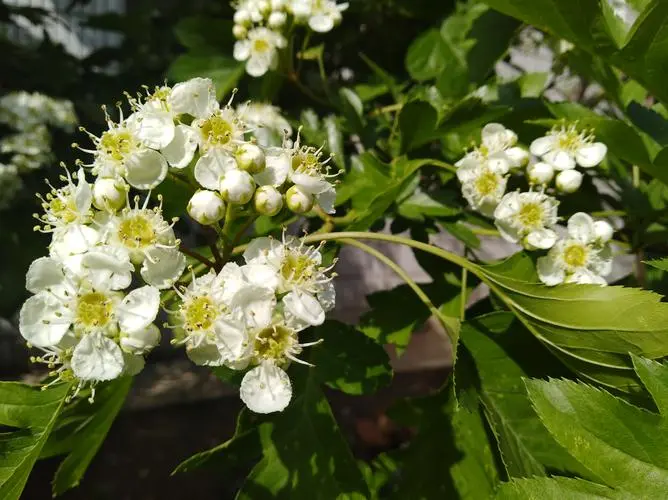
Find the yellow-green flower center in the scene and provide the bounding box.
[474,169,499,196]
[183,296,218,332]
[118,214,157,249]
[292,151,321,176]
[280,252,315,285]
[76,292,113,328]
[253,38,270,53]
[517,202,544,229]
[563,243,588,268]
[555,125,588,153]
[48,194,78,223]
[253,325,295,362]
[99,129,135,162]
[199,114,234,147]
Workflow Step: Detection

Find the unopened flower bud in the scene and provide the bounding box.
[257,0,271,14]
[593,220,614,244]
[120,324,161,355]
[220,170,255,204]
[236,144,266,174]
[92,177,127,211]
[555,169,583,193]
[526,161,554,185]
[188,190,226,225]
[233,9,251,25]
[286,185,314,213]
[254,185,283,216]
[233,24,248,39]
[268,11,287,28]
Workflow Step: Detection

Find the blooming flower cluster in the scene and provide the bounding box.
[0,91,77,209]
[171,235,335,413]
[232,0,348,76]
[455,122,613,286]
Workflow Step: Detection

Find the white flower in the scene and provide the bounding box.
[555,169,583,193]
[537,212,612,286]
[187,190,226,225]
[494,191,559,250]
[243,235,335,326]
[530,123,607,170]
[456,123,529,173]
[99,196,186,288]
[219,262,279,329]
[36,167,93,231]
[233,27,287,77]
[268,11,287,27]
[291,0,348,32]
[593,220,614,244]
[526,161,554,185]
[92,177,127,212]
[254,185,284,215]
[238,102,291,147]
[220,170,256,204]
[71,332,125,382]
[168,77,218,119]
[457,162,508,217]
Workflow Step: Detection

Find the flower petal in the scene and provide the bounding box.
[116,285,160,334]
[544,149,576,171]
[133,108,175,150]
[120,323,161,354]
[317,281,336,312]
[71,333,124,381]
[162,124,198,168]
[290,172,330,194]
[246,55,270,77]
[124,149,168,190]
[576,142,607,168]
[140,247,186,289]
[169,77,218,119]
[254,153,289,187]
[81,246,133,290]
[283,291,325,326]
[26,257,65,293]
[567,212,596,243]
[230,285,276,329]
[240,362,292,414]
[233,40,251,61]
[309,14,335,32]
[19,293,72,347]
[74,168,93,214]
[526,228,558,250]
[50,225,100,259]
[530,136,555,157]
[316,186,336,215]
[194,151,237,190]
[243,236,284,266]
[213,317,250,362]
[537,255,566,286]
[505,147,529,168]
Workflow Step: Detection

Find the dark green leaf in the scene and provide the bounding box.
[399,100,438,153]
[338,87,366,135]
[495,477,618,499]
[398,189,461,221]
[173,17,235,50]
[405,29,447,81]
[167,54,244,99]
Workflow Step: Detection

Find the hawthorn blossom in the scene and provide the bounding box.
[530,123,607,171]
[494,191,559,250]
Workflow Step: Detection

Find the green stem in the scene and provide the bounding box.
[590,210,626,218]
[179,244,215,269]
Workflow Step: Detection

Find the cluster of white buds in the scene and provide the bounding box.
[170,234,336,413]
[21,165,183,400]
[455,122,613,286]
[232,0,348,77]
[0,91,77,209]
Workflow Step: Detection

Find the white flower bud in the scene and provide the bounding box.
[257,0,271,14]
[555,169,583,193]
[120,324,161,355]
[593,220,614,244]
[286,185,314,213]
[254,185,283,216]
[236,143,266,174]
[92,177,127,211]
[233,9,251,25]
[233,24,248,39]
[220,170,255,204]
[187,190,226,225]
[526,161,554,185]
[268,11,287,28]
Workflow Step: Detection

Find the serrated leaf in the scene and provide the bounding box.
[495,477,618,499]
[51,377,132,495]
[310,320,392,395]
[526,377,668,496]
[631,354,668,415]
[0,382,71,500]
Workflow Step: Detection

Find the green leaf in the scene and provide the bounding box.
[0,382,71,500]
[631,354,668,415]
[167,53,244,99]
[477,252,668,392]
[398,100,439,153]
[495,477,618,499]
[645,258,668,273]
[338,87,366,135]
[323,115,346,170]
[441,221,481,249]
[236,367,369,499]
[310,320,392,395]
[173,17,235,50]
[398,189,461,221]
[527,377,668,496]
[461,313,589,479]
[51,377,132,495]
[405,29,447,81]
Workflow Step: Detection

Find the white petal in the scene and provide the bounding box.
[243,236,284,266]
[283,291,325,326]
[74,168,92,214]
[81,246,133,290]
[316,186,336,215]
[495,219,521,243]
[526,228,558,250]
[537,255,565,286]
[19,293,72,347]
[576,142,607,168]
[240,362,292,413]
[254,153,289,187]
[26,257,65,293]
[116,285,160,334]
[169,77,218,119]
[246,55,270,77]
[242,263,280,291]
[161,124,198,168]
[230,285,276,329]
[194,151,237,190]
[544,149,576,171]
[213,318,250,362]
[50,224,100,259]
[124,149,168,190]
[140,247,186,289]
[568,212,596,243]
[493,192,520,220]
[317,281,336,312]
[593,220,614,244]
[481,123,507,143]
[134,109,175,149]
[530,136,555,157]
[187,341,227,367]
[566,269,607,285]
[120,323,161,354]
[291,172,330,194]
[486,153,510,175]
[71,333,124,381]
[309,14,335,32]
[505,147,529,168]
[233,40,251,61]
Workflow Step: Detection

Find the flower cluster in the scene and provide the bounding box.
[455,122,613,286]
[232,0,348,77]
[171,235,335,413]
[0,91,77,209]
[20,166,183,399]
